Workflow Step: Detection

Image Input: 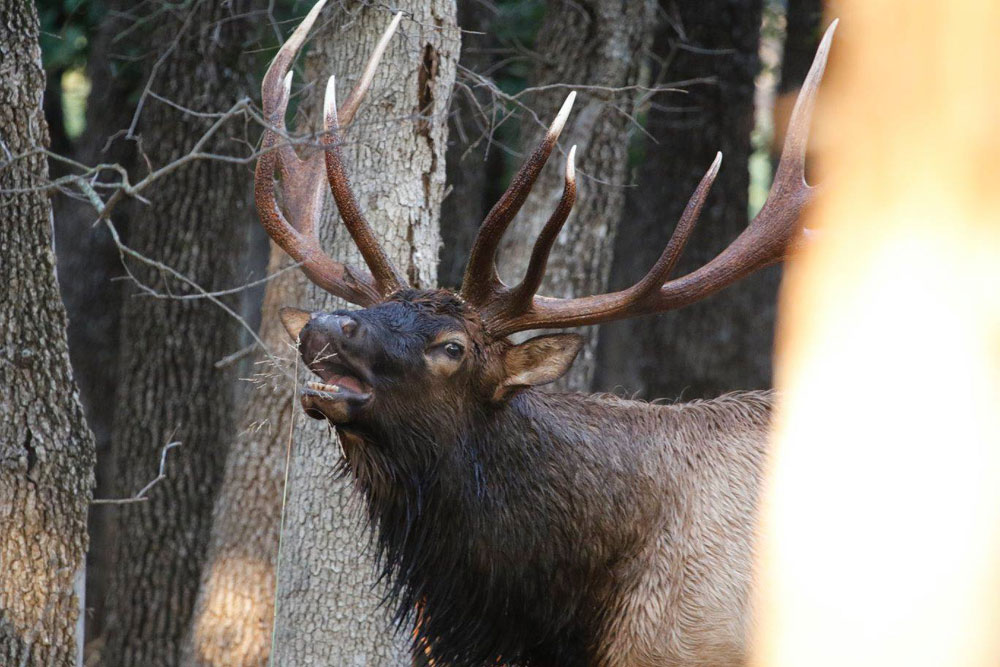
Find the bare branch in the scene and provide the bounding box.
[91,441,181,505]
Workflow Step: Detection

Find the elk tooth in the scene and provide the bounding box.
[308,381,342,394]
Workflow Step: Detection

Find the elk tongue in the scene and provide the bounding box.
[329,374,365,394]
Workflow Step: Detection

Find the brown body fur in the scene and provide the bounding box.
[591,391,769,666]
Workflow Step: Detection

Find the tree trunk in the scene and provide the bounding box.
[0,3,96,665]
[438,0,503,290]
[186,3,458,665]
[595,0,766,400]
[49,3,137,645]
[100,3,256,665]
[779,0,824,95]
[773,0,824,163]
[182,253,301,667]
[496,0,657,391]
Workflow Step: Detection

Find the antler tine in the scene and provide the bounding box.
[271,72,325,239]
[339,11,404,126]
[509,145,578,309]
[254,0,406,306]
[258,0,329,239]
[460,92,577,304]
[627,152,722,301]
[665,18,838,275]
[260,0,328,121]
[322,76,407,295]
[479,21,837,337]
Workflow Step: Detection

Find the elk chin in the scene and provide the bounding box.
[300,378,372,424]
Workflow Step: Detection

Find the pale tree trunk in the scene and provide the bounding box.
[100,3,255,665]
[182,254,301,667]
[496,0,656,391]
[0,2,96,665]
[596,0,766,400]
[186,3,458,665]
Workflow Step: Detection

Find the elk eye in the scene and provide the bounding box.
[443,342,464,359]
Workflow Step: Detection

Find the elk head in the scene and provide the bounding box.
[256,0,835,445]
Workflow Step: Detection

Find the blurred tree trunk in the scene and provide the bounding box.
[185,3,458,665]
[496,0,657,391]
[100,3,255,665]
[0,2,96,665]
[596,0,767,400]
[49,2,137,645]
[438,0,503,289]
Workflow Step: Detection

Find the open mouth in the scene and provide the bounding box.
[300,362,373,423]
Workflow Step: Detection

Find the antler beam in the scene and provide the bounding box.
[468,20,838,337]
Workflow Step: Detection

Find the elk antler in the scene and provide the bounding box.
[254,0,405,306]
[461,92,577,305]
[462,21,838,338]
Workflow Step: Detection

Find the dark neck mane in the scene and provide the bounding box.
[338,389,772,665]
[341,390,658,665]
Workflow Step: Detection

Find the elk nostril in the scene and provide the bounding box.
[339,316,358,337]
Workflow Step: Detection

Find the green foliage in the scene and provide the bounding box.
[492,0,545,94]
[37,0,106,71]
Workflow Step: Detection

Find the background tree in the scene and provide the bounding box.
[269,4,458,661]
[44,0,138,641]
[773,0,824,166]
[438,0,503,290]
[0,2,96,664]
[187,2,459,664]
[495,0,657,391]
[99,3,258,665]
[597,0,768,399]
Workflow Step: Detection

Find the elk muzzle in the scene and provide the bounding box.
[298,312,374,423]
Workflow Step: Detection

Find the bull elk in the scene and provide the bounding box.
[254,2,835,664]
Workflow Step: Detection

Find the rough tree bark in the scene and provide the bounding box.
[185,3,458,665]
[496,0,657,391]
[0,2,96,665]
[596,0,766,400]
[99,3,255,665]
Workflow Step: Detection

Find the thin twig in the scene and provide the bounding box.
[215,344,256,369]
[91,441,181,505]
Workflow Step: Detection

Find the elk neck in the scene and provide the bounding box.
[334,387,773,665]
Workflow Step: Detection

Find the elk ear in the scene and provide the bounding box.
[496,333,583,400]
[279,307,311,342]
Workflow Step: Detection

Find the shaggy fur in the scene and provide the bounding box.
[297,290,771,666]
